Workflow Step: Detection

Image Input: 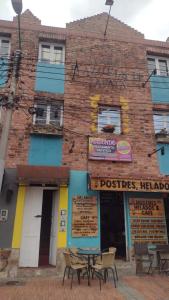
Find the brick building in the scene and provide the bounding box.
[0,10,169,277]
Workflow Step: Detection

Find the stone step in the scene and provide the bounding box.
[17,267,59,278]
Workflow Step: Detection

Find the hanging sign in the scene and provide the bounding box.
[89,138,132,161]
[72,196,98,237]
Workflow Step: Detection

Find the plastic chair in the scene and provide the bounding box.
[68,248,87,265]
[62,251,88,289]
[92,252,117,289]
[134,242,154,275]
[156,244,169,274]
[95,247,118,281]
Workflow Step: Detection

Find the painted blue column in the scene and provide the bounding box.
[67,170,100,248]
[124,192,131,254]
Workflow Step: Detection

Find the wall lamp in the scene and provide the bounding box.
[142,69,157,88]
[148,146,165,157]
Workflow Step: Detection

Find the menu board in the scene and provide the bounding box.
[72,196,98,237]
[129,198,168,244]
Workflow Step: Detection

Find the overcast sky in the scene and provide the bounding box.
[0,0,169,41]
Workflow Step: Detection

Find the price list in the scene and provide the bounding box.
[129,198,168,244]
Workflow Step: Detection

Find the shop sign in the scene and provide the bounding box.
[89,138,132,161]
[129,198,168,244]
[72,196,98,237]
[90,177,169,193]
[129,199,164,218]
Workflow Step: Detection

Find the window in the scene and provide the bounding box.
[39,43,65,64]
[147,56,169,76]
[98,106,121,134]
[0,38,10,57]
[153,111,169,134]
[33,102,63,126]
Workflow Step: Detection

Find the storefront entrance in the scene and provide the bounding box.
[100,191,126,258]
[19,187,58,267]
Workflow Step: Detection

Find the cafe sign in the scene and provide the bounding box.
[129,198,168,244]
[89,138,132,161]
[72,196,98,237]
[90,177,169,192]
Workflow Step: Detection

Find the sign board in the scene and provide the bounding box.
[90,177,169,193]
[72,196,98,237]
[129,198,168,244]
[89,138,132,161]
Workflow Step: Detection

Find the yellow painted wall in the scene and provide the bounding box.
[12,186,26,248]
[57,186,68,248]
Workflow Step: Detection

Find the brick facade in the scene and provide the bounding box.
[1,10,169,276]
[1,10,166,178]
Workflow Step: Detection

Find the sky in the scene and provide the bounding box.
[0,0,169,41]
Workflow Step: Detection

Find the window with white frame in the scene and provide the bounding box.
[153,111,169,134]
[39,42,65,64]
[33,102,63,126]
[147,56,169,76]
[98,106,121,134]
[0,38,10,58]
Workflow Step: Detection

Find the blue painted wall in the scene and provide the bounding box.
[35,62,64,93]
[157,143,169,175]
[150,76,169,103]
[28,135,63,166]
[0,58,8,87]
[67,171,100,248]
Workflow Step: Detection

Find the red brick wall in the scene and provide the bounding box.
[0,11,168,180]
[62,35,160,179]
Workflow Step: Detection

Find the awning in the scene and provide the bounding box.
[17,165,70,185]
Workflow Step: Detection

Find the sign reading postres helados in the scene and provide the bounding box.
[89,138,132,161]
[90,177,169,193]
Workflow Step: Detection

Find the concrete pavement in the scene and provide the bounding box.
[0,274,169,300]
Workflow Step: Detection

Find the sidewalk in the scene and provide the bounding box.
[0,274,169,300]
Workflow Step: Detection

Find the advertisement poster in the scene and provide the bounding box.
[88,138,132,161]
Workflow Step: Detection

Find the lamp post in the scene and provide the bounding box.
[11,0,22,50]
[0,0,22,191]
[104,0,114,38]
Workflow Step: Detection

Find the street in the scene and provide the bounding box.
[0,275,169,300]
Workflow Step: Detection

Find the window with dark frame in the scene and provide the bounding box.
[147,56,169,76]
[33,102,63,127]
[0,38,10,58]
[98,106,121,134]
[153,111,169,134]
[39,43,65,64]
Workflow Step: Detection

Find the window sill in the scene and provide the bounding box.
[28,124,63,136]
[155,134,169,144]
